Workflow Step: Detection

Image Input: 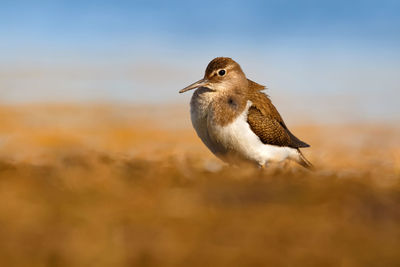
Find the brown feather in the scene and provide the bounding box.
[247,79,266,91]
[205,57,243,78]
[246,82,310,148]
[209,92,247,127]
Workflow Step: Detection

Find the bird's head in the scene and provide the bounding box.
[179,57,247,94]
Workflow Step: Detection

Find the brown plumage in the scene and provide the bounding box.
[246,81,310,148]
[245,81,312,168]
[179,57,312,168]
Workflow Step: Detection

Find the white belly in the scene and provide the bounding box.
[209,101,299,165]
[190,90,299,166]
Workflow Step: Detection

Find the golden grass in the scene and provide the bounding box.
[0,104,399,266]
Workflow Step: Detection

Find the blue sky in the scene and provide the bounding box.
[0,0,399,122]
[2,0,399,47]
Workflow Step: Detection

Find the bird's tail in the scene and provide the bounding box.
[296,149,313,170]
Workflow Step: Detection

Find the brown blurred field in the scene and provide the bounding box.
[0,104,399,267]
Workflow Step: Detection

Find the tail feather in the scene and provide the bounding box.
[296,149,313,170]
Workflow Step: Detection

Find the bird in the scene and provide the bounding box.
[179,57,312,169]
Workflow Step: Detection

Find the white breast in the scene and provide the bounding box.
[207,100,300,166]
[190,88,224,155]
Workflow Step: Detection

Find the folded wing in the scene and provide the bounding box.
[246,86,310,148]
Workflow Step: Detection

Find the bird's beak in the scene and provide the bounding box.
[179,79,209,93]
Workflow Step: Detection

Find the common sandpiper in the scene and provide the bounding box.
[179,57,312,168]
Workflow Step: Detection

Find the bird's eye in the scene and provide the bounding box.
[218,69,226,76]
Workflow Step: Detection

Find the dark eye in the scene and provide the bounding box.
[218,69,226,76]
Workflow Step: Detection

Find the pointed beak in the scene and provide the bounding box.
[179,78,209,93]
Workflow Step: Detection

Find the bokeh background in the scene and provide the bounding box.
[1,1,400,266]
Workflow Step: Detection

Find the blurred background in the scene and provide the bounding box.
[1,1,400,266]
[1,0,399,123]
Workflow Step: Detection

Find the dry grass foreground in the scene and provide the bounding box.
[0,104,399,267]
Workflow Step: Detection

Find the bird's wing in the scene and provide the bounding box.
[246,89,310,148]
